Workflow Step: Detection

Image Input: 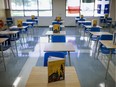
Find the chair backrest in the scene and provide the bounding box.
[76,16,80,18]
[78,18,85,21]
[51,35,66,42]
[22,23,28,26]
[90,27,100,32]
[26,19,35,22]
[84,22,91,26]
[44,52,65,66]
[52,21,62,25]
[6,18,13,21]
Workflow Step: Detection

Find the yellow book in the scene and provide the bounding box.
[31,15,35,20]
[80,15,84,18]
[56,16,61,21]
[17,19,22,27]
[92,19,97,26]
[53,24,60,33]
[48,56,65,83]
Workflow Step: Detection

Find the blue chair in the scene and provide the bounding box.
[6,17,13,27]
[89,27,101,43]
[44,52,65,66]
[97,34,116,58]
[84,22,92,35]
[51,35,67,55]
[78,18,86,26]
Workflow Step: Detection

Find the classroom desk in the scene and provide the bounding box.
[78,21,91,26]
[0,38,9,71]
[49,25,65,30]
[75,18,86,23]
[0,30,19,35]
[84,25,102,29]
[44,43,75,66]
[0,30,20,54]
[10,26,28,30]
[99,40,116,79]
[10,26,28,39]
[26,67,81,87]
[89,32,112,59]
[45,31,66,42]
[23,21,36,25]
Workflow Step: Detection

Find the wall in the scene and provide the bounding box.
[110,0,115,20]
[0,0,6,20]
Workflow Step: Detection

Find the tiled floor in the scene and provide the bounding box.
[0,26,115,87]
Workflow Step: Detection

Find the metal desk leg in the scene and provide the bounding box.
[68,51,71,66]
[0,44,6,71]
[94,39,99,59]
[48,35,50,42]
[105,49,112,79]
[15,41,18,56]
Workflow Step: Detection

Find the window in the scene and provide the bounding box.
[10,0,52,17]
[80,0,94,16]
[66,0,110,17]
[38,0,52,16]
[66,0,80,16]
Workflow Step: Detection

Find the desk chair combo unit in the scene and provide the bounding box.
[97,34,116,79]
[44,35,66,66]
[0,31,20,55]
[0,38,15,71]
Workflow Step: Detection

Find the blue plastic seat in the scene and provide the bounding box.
[44,52,65,66]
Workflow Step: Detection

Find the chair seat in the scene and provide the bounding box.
[101,47,116,54]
